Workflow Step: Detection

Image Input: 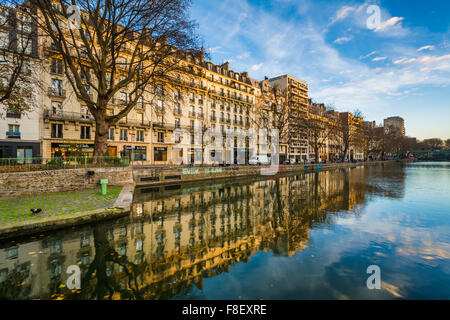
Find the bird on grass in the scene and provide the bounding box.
[30,208,42,214]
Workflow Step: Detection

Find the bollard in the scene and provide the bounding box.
[100,179,108,195]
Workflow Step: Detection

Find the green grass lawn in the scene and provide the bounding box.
[0,186,122,225]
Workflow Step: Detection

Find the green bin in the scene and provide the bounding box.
[100,179,108,195]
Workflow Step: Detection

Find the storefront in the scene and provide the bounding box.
[50,143,94,158]
[0,141,41,161]
[154,147,168,162]
[107,146,117,157]
[188,148,204,164]
[122,145,147,161]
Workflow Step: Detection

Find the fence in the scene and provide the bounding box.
[0,156,130,173]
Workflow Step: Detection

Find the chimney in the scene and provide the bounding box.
[221,61,229,71]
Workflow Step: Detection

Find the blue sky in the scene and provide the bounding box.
[189,0,450,140]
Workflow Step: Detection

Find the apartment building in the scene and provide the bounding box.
[339,112,365,161]
[384,116,405,136]
[267,75,309,163]
[0,6,41,160]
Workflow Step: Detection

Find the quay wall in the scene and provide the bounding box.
[0,161,394,198]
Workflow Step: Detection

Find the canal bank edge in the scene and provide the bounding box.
[0,183,135,241]
[0,161,396,198]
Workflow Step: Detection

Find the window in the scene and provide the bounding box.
[52,102,62,116]
[137,130,144,142]
[50,259,62,278]
[154,147,167,161]
[119,92,127,104]
[136,238,143,252]
[17,36,31,54]
[51,240,62,254]
[51,123,63,138]
[51,59,63,74]
[0,32,8,50]
[80,232,90,247]
[174,89,180,99]
[7,124,20,139]
[156,84,164,96]
[80,126,91,139]
[108,128,115,140]
[120,129,128,141]
[175,118,180,129]
[119,243,127,256]
[80,65,90,80]
[157,99,164,112]
[174,103,181,115]
[158,132,164,143]
[7,247,18,259]
[0,10,8,26]
[6,109,20,118]
[19,15,32,33]
[51,79,63,96]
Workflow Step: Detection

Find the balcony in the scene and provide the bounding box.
[211,116,216,122]
[44,109,94,122]
[48,87,66,99]
[173,108,182,116]
[197,113,204,119]
[6,131,20,139]
[189,111,196,117]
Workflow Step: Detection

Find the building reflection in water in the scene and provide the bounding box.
[0,165,406,300]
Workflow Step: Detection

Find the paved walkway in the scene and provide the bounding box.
[0,187,122,225]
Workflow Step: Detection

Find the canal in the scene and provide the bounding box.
[0,162,449,299]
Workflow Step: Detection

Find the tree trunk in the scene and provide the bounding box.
[315,147,320,164]
[94,115,109,157]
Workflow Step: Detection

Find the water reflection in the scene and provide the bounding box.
[1,163,443,300]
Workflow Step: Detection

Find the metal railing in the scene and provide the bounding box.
[0,156,130,173]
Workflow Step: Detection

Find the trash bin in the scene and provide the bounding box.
[100,179,108,195]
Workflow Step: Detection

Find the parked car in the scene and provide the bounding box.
[249,155,270,165]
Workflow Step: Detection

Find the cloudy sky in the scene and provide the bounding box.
[189,0,450,140]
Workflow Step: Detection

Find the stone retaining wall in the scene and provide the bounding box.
[0,167,133,198]
[0,161,393,198]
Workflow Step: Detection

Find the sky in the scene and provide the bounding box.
[188,0,450,140]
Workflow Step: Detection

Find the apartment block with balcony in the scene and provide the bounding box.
[0,6,41,160]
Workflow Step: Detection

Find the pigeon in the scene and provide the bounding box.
[30,208,42,214]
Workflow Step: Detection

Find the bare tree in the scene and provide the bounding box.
[0,1,40,116]
[20,0,200,156]
[422,138,444,150]
[292,100,338,164]
[253,83,290,161]
[336,109,365,161]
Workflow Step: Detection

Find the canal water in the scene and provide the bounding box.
[0,162,449,299]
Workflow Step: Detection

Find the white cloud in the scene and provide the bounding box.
[333,36,353,44]
[328,6,355,27]
[251,63,263,71]
[417,45,435,52]
[360,51,377,59]
[372,57,387,62]
[394,54,450,65]
[375,17,404,32]
[208,46,221,53]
